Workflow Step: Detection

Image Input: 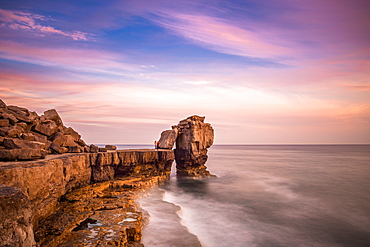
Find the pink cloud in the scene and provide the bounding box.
[153,12,291,59]
[0,9,91,40]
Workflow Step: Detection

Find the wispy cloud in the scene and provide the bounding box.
[0,41,140,77]
[0,9,91,40]
[152,11,291,59]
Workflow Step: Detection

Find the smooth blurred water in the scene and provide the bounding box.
[138,145,370,247]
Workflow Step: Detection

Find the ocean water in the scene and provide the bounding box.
[131,145,370,247]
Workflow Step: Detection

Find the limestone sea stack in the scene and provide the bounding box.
[158,115,215,178]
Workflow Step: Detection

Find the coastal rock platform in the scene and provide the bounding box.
[0,149,174,247]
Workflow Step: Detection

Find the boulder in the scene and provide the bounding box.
[33,120,58,137]
[0,148,46,161]
[0,110,18,124]
[67,146,83,153]
[63,127,87,146]
[21,133,37,141]
[49,143,68,154]
[0,119,9,127]
[99,147,108,152]
[158,128,178,149]
[43,109,63,127]
[0,99,6,108]
[32,132,48,143]
[90,144,99,153]
[63,135,78,147]
[0,126,21,138]
[2,138,44,150]
[6,105,37,123]
[63,127,81,142]
[15,122,28,131]
[105,145,117,150]
[76,138,86,146]
[49,132,65,146]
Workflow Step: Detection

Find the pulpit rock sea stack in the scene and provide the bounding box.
[158,115,215,178]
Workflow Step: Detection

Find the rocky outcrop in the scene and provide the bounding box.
[158,115,214,177]
[0,149,174,247]
[0,99,93,161]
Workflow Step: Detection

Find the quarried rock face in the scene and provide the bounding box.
[174,115,214,177]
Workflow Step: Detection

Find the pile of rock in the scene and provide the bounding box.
[0,99,115,161]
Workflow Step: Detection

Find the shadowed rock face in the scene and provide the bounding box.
[158,115,214,178]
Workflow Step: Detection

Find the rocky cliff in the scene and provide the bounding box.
[0,150,174,247]
[158,115,215,177]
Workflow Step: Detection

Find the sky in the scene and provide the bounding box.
[0,0,369,144]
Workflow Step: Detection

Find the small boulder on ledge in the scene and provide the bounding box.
[105,145,117,150]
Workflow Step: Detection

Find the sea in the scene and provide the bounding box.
[116,145,370,247]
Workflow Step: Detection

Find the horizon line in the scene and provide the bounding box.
[96,143,370,146]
